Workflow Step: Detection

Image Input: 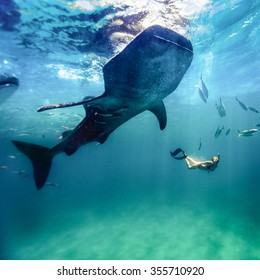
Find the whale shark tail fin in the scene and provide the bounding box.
[12,140,53,190]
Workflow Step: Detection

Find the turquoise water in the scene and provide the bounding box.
[0,0,260,260]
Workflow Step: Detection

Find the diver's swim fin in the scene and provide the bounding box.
[170,148,187,160]
[12,140,53,190]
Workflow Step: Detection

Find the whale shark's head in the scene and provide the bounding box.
[0,73,19,104]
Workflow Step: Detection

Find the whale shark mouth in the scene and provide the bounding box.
[153,34,193,53]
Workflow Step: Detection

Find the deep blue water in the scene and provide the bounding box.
[0,0,260,260]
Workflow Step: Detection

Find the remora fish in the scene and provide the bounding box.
[12,25,193,190]
[235,97,248,111]
[200,75,208,99]
[238,128,258,137]
[0,73,19,104]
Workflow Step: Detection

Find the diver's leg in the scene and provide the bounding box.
[185,157,194,169]
[185,157,199,169]
[186,156,198,164]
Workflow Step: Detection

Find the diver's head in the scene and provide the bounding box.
[212,156,219,163]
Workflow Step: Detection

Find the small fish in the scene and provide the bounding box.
[248,106,259,113]
[61,125,72,130]
[216,97,226,117]
[215,126,224,138]
[198,87,207,103]
[45,182,61,187]
[200,75,208,99]
[11,170,27,175]
[8,155,16,159]
[219,97,226,116]
[238,128,258,137]
[225,128,231,136]
[0,166,8,169]
[12,170,26,175]
[254,124,260,127]
[198,138,202,151]
[219,126,224,136]
[18,133,32,137]
[215,126,220,138]
[235,97,248,111]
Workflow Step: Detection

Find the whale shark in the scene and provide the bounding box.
[12,25,193,190]
[0,73,19,104]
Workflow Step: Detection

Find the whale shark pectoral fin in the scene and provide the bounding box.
[149,101,167,130]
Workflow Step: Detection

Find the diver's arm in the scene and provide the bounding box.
[200,161,214,169]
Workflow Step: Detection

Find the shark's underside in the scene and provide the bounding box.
[12,25,193,189]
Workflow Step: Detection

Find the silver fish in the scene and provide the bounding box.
[238,128,258,137]
[225,128,231,136]
[198,87,207,103]
[235,97,248,111]
[215,126,220,138]
[198,138,202,151]
[200,75,208,99]
[216,97,226,117]
[248,106,259,113]
[215,126,224,138]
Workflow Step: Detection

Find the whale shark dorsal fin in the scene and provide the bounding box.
[149,101,167,130]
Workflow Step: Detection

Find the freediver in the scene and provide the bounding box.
[170,148,220,172]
